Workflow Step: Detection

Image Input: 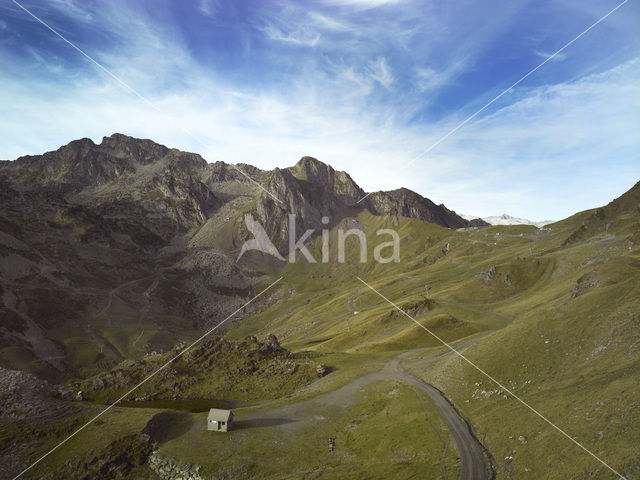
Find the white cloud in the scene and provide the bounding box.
[259,22,321,46]
[321,0,403,8]
[198,0,221,17]
[398,58,640,219]
[533,49,567,61]
[414,57,469,92]
[48,0,93,22]
[307,11,352,32]
[367,57,394,89]
[0,0,638,221]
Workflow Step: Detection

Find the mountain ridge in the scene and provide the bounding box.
[4,134,481,229]
[0,133,484,379]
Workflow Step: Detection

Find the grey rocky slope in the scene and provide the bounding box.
[0,133,485,380]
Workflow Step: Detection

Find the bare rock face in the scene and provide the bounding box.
[289,156,365,205]
[4,138,134,190]
[0,368,56,419]
[253,167,318,252]
[467,217,491,227]
[147,452,205,480]
[100,133,170,165]
[366,188,472,229]
[248,155,479,257]
[0,134,483,379]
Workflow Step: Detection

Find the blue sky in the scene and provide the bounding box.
[0,0,638,220]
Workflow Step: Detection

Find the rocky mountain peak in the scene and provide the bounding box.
[99,133,170,165]
[162,149,208,173]
[295,155,324,167]
[366,188,472,229]
[288,156,364,205]
[0,135,485,260]
[8,137,134,190]
[290,156,333,183]
[64,137,96,151]
[266,167,303,203]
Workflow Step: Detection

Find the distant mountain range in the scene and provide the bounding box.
[0,133,486,379]
[461,213,554,228]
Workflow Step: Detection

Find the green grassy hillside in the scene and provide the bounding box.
[224,185,640,479]
[5,183,638,479]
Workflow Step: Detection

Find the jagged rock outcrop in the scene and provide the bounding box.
[366,188,472,229]
[147,452,205,480]
[249,155,480,253]
[289,156,365,204]
[72,335,318,403]
[0,368,56,419]
[264,333,282,352]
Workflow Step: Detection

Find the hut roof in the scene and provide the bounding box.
[208,408,233,421]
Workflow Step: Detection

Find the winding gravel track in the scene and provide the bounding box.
[240,342,493,479]
[390,350,493,480]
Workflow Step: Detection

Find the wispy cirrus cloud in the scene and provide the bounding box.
[414,56,470,93]
[400,58,640,219]
[321,0,403,9]
[307,11,353,32]
[259,21,321,46]
[367,57,394,88]
[198,0,221,17]
[533,50,567,61]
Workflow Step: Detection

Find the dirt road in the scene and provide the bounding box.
[240,340,493,479]
[390,350,493,480]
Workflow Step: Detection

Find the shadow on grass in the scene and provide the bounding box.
[305,337,333,345]
[233,418,297,430]
[142,411,194,443]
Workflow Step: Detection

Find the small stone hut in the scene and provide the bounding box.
[207,408,234,432]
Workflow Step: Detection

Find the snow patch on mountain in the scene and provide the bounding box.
[461,213,553,228]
